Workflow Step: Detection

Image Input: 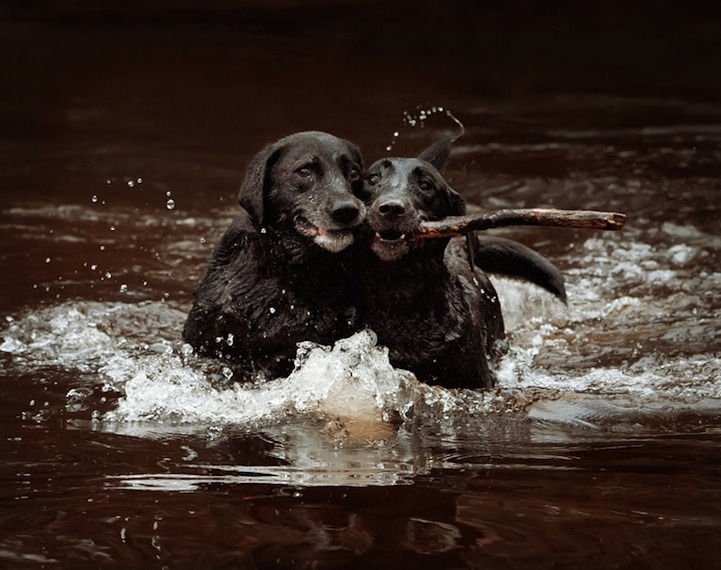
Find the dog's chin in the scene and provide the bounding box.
[294,216,355,253]
[370,232,411,262]
[314,231,354,253]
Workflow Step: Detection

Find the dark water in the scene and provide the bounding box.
[2,3,721,568]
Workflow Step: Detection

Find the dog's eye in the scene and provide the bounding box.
[296,166,312,178]
[348,167,361,182]
[366,174,380,187]
[418,180,434,193]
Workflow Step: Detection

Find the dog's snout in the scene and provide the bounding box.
[331,199,361,226]
[378,199,406,218]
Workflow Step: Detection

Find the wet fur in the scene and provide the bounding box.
[356,139,566,389]
[473,236,566,303]
[356,147,505,389]
[183,132,366,378]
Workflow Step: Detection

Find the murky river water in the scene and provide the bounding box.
[1,4,721,568]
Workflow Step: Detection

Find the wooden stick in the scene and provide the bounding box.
[417,208,627,238]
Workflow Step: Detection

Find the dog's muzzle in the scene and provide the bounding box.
[294,214,356,253]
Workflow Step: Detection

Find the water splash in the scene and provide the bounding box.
[0,300,545,433]
[1,224,719,433]
[385,105,463,152]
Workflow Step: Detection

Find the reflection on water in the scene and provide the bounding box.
[2,2,721,567]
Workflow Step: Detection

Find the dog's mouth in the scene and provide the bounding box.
[375,230,406,243]
[294,215,355,253]
[370,229,413,261]
[294,215,321,236]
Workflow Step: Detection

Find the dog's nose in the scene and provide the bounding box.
[331,200,361,225]
[378,199,406,218]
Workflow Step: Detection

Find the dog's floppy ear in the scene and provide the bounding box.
[446,186,466,216]
[342,139,363,168]
[418,136,455,171]
[238,143,284,226]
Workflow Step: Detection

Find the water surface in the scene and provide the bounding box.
[2,4,721,568]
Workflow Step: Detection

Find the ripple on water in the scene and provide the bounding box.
[1,221,720,434]
[1,274,720,438]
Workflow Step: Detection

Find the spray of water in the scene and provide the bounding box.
[384,105,464,152]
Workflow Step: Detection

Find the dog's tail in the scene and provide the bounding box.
[473,236,567,303]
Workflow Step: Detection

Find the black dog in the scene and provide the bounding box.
[356,139,565,389]
[183,131,366,378]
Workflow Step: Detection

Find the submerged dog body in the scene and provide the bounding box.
[183,132,366,378]
[356,152,506,389]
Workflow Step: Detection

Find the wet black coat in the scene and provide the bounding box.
[183,132,365,378]
[356,151,505,389]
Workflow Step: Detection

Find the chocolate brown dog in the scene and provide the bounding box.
[183,132,366,378]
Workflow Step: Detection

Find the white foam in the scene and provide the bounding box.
[2,222,721,435]
[105,329,419,426]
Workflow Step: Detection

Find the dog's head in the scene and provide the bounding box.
[361,139,465,262]
[238,131,366,253]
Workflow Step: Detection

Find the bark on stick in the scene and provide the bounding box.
[417,209,626,239]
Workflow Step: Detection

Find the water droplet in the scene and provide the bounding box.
[226,333,234,346]
[260,227,267,234]
[90,264,98,270]
[45,257,51,263]
[137,177,143,184]
[110,225,116,231]
[105,272,112,279]
[119,284,128,293]
[269,307,276,314]
[127,180,135,188]
[386,145,392,151]
[100,245,106,251]
[166,191,172,197]
[91,195,98,203]
[166,199,175,210]
[222,367,234,380]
